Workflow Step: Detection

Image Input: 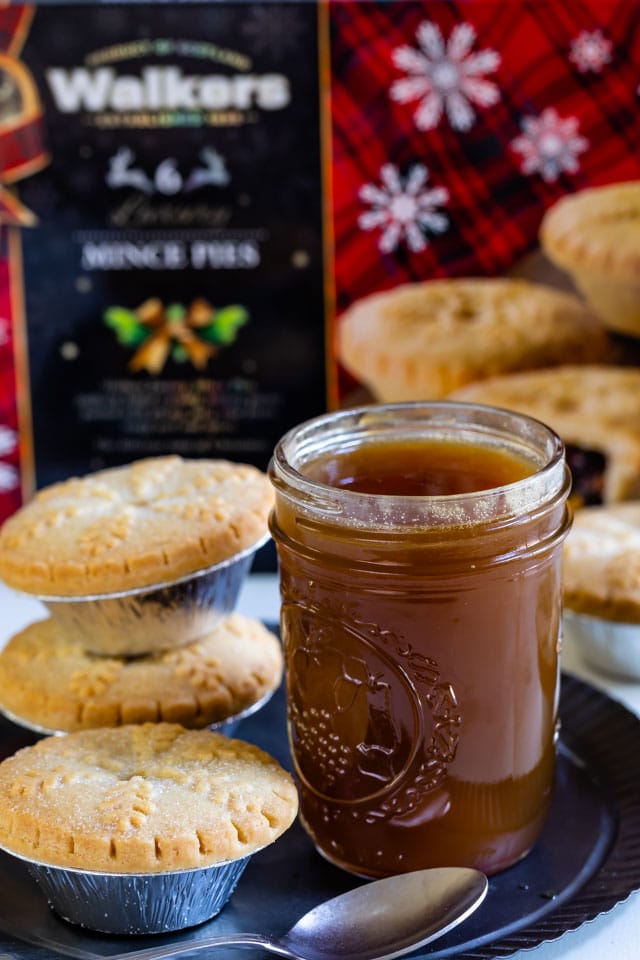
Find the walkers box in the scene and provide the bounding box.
[1,0,639,523]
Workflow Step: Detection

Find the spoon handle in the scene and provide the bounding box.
[101,932,278,960]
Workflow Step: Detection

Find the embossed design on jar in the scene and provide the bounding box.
[282,598,461,823]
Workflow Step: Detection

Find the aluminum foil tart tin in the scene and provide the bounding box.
[33,533,270,657]
[209,686,277,737]
[0,702,62,738]
[564,610,640,681]
[0,846,253,935]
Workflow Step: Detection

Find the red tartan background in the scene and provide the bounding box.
[0,4,33,522]
[329,0,640,388]
[2,1,640,522]
[0,231,21,521]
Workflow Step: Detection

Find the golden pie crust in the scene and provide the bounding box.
[563,503,640,622]
[0,456,273,596]
[541,181,640,280]
[450,365,640,503]
[338,278,607,402]
[0,613,282,733]
[0,723,298,872]
[540,182,640,337]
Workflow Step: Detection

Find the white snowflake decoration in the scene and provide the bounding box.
[0,426,17,457]
[358,163,449,254]
[390,21,501,132]
[569,29,612,74]
[0,462,18,493]
[511,108,588,183]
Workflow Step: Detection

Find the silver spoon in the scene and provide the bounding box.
[102,866,488,960]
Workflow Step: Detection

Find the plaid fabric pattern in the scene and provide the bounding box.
[0,6,37,519]
[2,1,640,522]
[329,0,640,325]
[0,229,21,520]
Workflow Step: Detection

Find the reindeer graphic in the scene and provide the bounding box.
[106,147,154,193]
[106,146,231,196]
[184,148,231,191]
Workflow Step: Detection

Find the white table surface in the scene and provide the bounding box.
[0,573,639,960]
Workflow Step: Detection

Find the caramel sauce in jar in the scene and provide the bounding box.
[269,403,571,878]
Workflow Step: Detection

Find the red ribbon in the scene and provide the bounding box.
[0,6,49,227]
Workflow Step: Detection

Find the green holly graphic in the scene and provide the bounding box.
[104,298,248,374]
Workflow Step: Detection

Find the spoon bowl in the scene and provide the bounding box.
[281,867,488,960]
[101,866,488,960]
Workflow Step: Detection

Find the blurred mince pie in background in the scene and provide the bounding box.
[338,277,609,403]
[450,365,640,507]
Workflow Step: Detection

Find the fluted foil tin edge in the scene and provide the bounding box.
[209,686,277,737]
[37,534,270,656]
[564,610,640,681]
[23,856,251,934]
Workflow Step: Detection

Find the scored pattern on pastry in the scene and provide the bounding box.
[338,277,607,402]
[0,723,298,872]
[0,613,283,733]
[451,365,640,504]
[0,456,273,595]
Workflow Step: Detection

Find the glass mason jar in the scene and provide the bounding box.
[269,402,572,878]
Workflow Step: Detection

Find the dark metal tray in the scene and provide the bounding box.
[0,673,639,960]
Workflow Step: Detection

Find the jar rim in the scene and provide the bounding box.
[269,401,569,528]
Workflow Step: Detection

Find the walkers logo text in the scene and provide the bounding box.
[45,42,291,128]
